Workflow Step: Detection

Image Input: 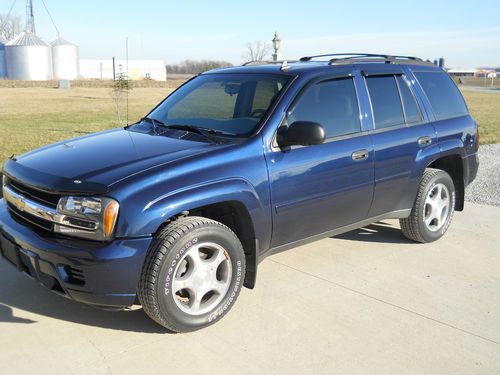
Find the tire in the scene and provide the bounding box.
[400,168,456,243]
[138,216,246,333]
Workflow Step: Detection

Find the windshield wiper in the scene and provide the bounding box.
[166,124,222,144]
[141,118,229,144]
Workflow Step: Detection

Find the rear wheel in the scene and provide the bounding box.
[138,216,245,332]
[400,168,455,243]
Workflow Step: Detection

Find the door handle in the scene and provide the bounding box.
[417,136,432,146]
[351,149,369,161]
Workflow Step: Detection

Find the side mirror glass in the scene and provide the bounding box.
[277,121,325,148]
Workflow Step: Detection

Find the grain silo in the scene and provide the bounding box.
[51,37,79,80]
[5,31,53,80]
[0,36,6,78]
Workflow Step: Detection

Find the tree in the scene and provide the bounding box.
[110,72,133,126]
[243,40,272,62]
[165,60,233,74]
[0,14,21,41]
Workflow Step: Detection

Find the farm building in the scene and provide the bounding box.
[448,68,497,78]
[79,59,166,81]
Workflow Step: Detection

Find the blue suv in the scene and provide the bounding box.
[0,53,479,332]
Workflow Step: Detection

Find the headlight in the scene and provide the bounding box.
[54,196,120,241]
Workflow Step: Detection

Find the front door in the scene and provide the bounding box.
[266,75,375,248]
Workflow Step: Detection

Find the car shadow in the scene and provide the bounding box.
[333,221,415,244]
[0,260,168,334]
[0,303,35,324]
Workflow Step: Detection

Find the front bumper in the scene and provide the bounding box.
[0,199,152,308]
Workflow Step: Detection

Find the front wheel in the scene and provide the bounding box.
[138,216,245,332]
[400,168,456,243]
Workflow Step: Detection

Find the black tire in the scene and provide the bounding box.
[138,216,245,333]
[400,168,456,243]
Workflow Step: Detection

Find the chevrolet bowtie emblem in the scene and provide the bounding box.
[15,197,26,212]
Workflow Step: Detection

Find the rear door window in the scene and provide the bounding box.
[396,75,422,124]
[365,76,405,129]
[413,71,468,120]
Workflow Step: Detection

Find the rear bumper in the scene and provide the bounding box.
[0,199,152,308]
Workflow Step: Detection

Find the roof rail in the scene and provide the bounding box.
[299,53,433,66]
[242,60,298,66]
[299,53,384,62]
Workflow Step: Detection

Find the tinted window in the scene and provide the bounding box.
[252,80,282,114]
[150,74,289,137]
[366,76,404,129]
[397,75,422,124]
[168,80,237,120]
[287,78,361,138]
[414,71,468,120]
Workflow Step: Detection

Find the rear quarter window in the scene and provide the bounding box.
[414,71,468,120]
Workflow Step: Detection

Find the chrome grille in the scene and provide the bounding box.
[7,178,60,208]
[2,182,98,233]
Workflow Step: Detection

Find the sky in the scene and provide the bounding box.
[3,0,500,68]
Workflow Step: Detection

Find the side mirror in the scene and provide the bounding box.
[277,121,326,148]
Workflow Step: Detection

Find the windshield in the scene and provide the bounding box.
[148,73,290,137]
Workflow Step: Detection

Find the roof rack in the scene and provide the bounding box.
[242,60,298,66]
[242,60,297,71]
[299,53,434,66]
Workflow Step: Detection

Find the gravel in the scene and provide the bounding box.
[465,143,500,207]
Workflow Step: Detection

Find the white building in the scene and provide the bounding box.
[79,59,166,81]
[447,68,497,78]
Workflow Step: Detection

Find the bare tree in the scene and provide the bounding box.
[110,72,133,126]
[0,14,22,41]
[166,60,233,74]
[243,40,272,62]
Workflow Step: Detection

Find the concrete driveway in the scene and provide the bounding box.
[0,203,499,374]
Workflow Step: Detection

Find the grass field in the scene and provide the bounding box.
[0,87,498,164]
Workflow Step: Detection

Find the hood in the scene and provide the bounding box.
[7,128,223,192]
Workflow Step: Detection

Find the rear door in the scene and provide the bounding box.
[361,68,438,217]
[266,72,375,248]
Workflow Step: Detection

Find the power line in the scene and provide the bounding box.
[0,0,18,36]
[40,0,59,37]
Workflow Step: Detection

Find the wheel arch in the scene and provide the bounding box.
[427,154,464,211]
[138,178,267,289]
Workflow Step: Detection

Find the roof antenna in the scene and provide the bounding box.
[126,36,129,126]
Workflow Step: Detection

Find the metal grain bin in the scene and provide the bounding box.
[5,31,53,80]
[0,36,6,78]
[51,37,79,80]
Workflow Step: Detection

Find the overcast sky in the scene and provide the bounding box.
[4,0,500,67]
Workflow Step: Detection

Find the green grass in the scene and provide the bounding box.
[0,87,498,166]
[0,87,171,163]
[461,91,500,145]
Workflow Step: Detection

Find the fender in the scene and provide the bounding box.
[417,138,466,176]
[437,138,466,158]
[117,178,270,249]
[414,142,442,178]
